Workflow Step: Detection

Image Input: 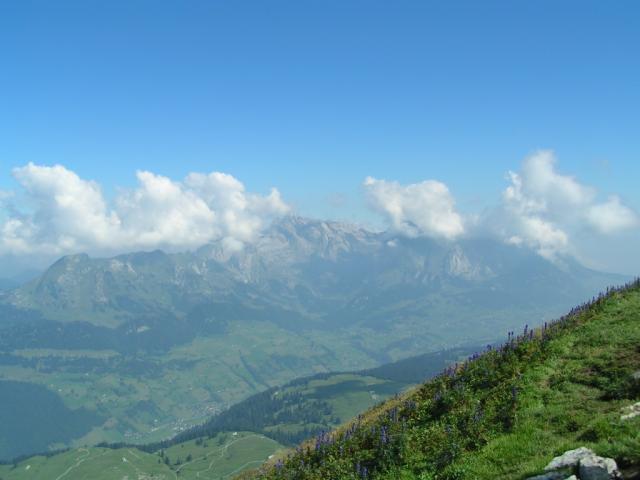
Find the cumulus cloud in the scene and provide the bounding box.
[500,151,639,259]
[363,176,465,240]
[0,163,290,256]
[505,216,569,260]
[514,150,595,209]
[585,195,639,234]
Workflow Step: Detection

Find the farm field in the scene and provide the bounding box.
[0,319,379,455]
[0,432,282,480]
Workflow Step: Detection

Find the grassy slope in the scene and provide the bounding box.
[247,282,640,480]
[459,286,640,478]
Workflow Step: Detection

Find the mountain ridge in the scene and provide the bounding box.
[4,216,626,331]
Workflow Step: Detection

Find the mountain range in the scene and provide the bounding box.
[0,216,627,459]
[3,216,624,340]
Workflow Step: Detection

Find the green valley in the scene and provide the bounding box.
[0,345,477,479]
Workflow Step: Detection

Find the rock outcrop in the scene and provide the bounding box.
[579,455,621,480]
[545,447,596,471]
[526,447,622,480]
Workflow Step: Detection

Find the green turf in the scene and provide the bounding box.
[0,447,173,480]
[458,288,640,478]
[0,432,283,480]
[170,433,284,479]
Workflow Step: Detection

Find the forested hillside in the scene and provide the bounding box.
[146,345,479,450]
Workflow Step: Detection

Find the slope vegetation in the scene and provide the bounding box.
[246,280,640,479]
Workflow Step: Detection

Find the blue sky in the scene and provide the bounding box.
[1,1,639,274]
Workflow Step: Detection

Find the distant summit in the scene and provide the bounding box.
[4,216,625,337]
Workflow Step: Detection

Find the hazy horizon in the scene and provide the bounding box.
[2,2,639,276]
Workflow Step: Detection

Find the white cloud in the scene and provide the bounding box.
[506,216,569,260]
[185,171,289,244]
[586,195,639,234]
[363,176,464,240]
[501,150,639,259]
[114,170,218,249]
[0,163,290,256]
[516,151,595,209]
[8,163,121,254]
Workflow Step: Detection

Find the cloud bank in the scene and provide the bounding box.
[0,163,289,256]
[1,152,638,267]
[364,151,639,260]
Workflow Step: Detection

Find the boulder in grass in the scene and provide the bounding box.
[544,447,596,471]
[579,455,622,480]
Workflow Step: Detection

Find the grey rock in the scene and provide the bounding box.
[579,455,621,480]
[621,401,640,421]
[632,370,640,380]
[545,447,596,471]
